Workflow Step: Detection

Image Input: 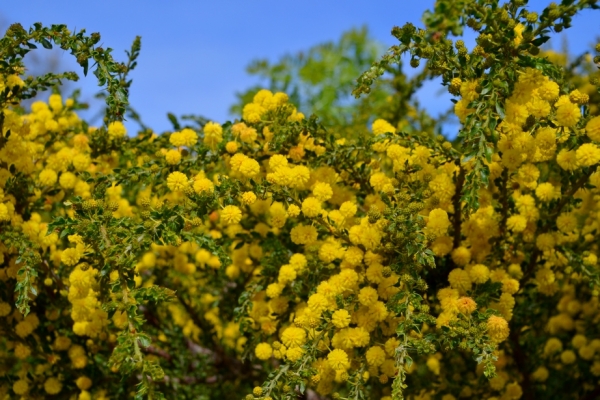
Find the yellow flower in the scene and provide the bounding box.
[6,74,25,88]
[536,233,555,251]
[327,349,350,371]
[556,149,579,171]
[221,205,242,225]
[180,128,198,146]
[166,171,189,192]
[165,149,182,165]
[290,224,318,245]
[225,141,238,153]
[278,265,297,284]
[487,315,509,342]
[302,197,322,218]
[39,168,58,186]
[532,366,549,382]
[76,376,92,390]
[468,264,490,284]
[107,121,126,139]
[61,247,82,266]
[555,101,581,127]
[239,126,258,143]
[266,283,284,298]
[307,293,329,315]
[460,79,479,103]
[426,208,451,237]
[575,143,600,167]
[505,383,523,399]
[454,99,474,123]
[287,204,300,217]
[514,23,525,46]
[14,343,31,359]
[331,309,351,328]
[556,212,578,233]
[372,119,396,135]
[13,379,29,395]
[448,268,472,293]
[0,203,9,221]
[241,191,257,205]
[269,154,288,171]
[544,337,563,356]
[281,326,306,347]
[203,122,223,148]
[358,287,378,306]
[365,346,386,367]
[585,116,600,141]
[243,103,265,124]
[253,89,274,107]
[239,158,260,178]
[560,349,576,364]
[193,177,214,194]
[425,358,441,378]
[538,79,559,101]
[255,342,273,360]
[456,297,477,314]
[286,346,304,362]
[339,201,357,218]
[44,377,62,395]
[59,171,77,190]
[312,182,333,201]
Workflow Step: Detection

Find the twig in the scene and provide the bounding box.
[508,328,533,400]
[41,260,67,291]
[452,164,465,248]
[498,168,510,238]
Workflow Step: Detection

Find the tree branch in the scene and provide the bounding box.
[452,164,465,248]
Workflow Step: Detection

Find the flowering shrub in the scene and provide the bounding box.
[1,0,600,399]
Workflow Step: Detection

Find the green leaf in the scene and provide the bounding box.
[39,37,52,49]
[137,334,151,348]
[167,113,180,130]
[531,36,550,47]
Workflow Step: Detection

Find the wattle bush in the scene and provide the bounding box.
[1,1,600,399]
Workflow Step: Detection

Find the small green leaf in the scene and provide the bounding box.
[39,37,52,49]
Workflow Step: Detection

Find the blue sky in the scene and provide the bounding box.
[2,1,599,135]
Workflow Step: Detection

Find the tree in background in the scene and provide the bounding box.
[232,27,441,140]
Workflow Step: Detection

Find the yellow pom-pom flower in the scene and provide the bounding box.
[255,342,273,360]
[555,101,581,127]
[327,349,350,371]
[39,168,58,186]
[13,379,29,395]
[107,121,126,139]
[365,346,386,367]
[44,377,63,395]
[166,171,189,192]
[372,119,396,135]
[312,182,333,201]
[193,177,214,194]
[221,205,242,225]
[281,326,306,347]
[165,149,182,165]
[585,116,600,142]
[487,315,509,342]
[331,309,351,328]
[426,209,451,237]
[203,122,223,149]
[575,143,600,167]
